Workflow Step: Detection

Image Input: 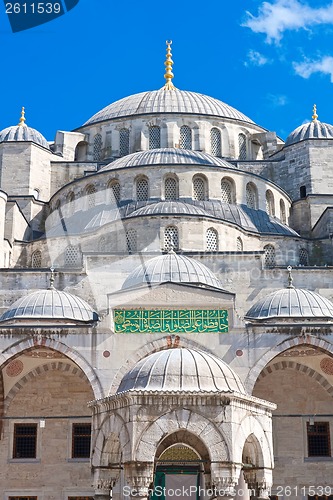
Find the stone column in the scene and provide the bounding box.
[124,462,154,500]
[243,468,272,500]
[210,463,240,500]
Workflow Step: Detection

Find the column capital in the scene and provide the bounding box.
[124,462,154,499]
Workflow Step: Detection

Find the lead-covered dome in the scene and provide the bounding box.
[285,120,333,146]
[245,287,333,321]
[0,124,49,149]
[117,347,246,394]
[0,288,98,325]
[84,89,254,127]
[122,252,223,290]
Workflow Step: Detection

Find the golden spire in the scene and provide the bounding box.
[163,40,176,90]
[18,107,26,126]
[312,104,318,122]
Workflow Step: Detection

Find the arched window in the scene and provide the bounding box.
[136,177,149,201]
[264,244,275,267]
[119,128,130,157]
[238,133,247,160]
[32,250,42,268]
[237,237,243,251]
[93,133,102,161]
[126,229,137,253]
[164,177,179,200]
[280,199,286,224]
[221,178,233,204]
[75,141,88,161]
[193,176,207,201]
[206,228,218,251]
[149,126,161,149]
[65,245,81,267]
[299,248,309,266]
[246,183,257,209]
[67,191,75,216]
[266,190,275,216]
[300,185,307,198]
[86,185,96,209]
[108,180,121,204]
[164,226,179,251]
[210,128,222,157]
[179,126,192,149]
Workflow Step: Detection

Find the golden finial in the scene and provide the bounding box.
[18,107,26,126]
[312,104,318,122]
[287,265,294,289]
[163,40,176,91]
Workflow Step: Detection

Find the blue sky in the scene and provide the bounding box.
[1,0,333,141]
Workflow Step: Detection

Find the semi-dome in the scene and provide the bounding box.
[84,89,254,127]
[122,252,223,290]
[117,347,246,394]
[128,201,212,218]
[100,148,235,172]
[0,288,98,324]
[285,120,333,146]
[245,287,333,321]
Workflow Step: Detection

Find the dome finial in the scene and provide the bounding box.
[312,104,318,122]
[163,40,176,91]
[18,107,26,126]
[287,265,294,289]
[48,267,55,290]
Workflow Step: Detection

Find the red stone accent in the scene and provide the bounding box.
[236,349,243,357]
[103,350,110,358]
[6,359,24,377]
[320,357,333,375]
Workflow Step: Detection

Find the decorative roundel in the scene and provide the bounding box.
[103,350,111,358]
[320,357,333,375]
[6,359,24,377]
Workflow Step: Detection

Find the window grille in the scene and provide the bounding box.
[308,496,333,500]
[119,128,129,157]
[109,181,120,203]
[165,177,178,200]
[307,422,331,457]
[126,229,137,253]
[65,246,81,267]
[149,126,161,149]
[238,133,247,160]
[72,423,91,459]
[32,250,42,268]
[237,237,243,251]
[264,244,275,267]
[221,180,232,204]
[68,497,94,500]
[136,178,149,201]
[299,248,309,266]
[13,424,37,459]
[93,134,102,161]
[246,183,257,209]
[193,177,206,201]
[86,185,96,209]
[179,126,192,149]
[206,228,218,251]
[210,128,221,157]
[280,199,286,224]
[164,226,179,251]
[9,497,38,500]
[266,190,275,216]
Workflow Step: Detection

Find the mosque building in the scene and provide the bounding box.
[0,41,333,500]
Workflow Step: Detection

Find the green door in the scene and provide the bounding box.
[151,465,200,500]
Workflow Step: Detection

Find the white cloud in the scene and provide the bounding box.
[243,0,333,43]
[245,49,271,66]
[293,56,333,82]
[267,93,288,106]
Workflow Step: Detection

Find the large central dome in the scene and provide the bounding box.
[83,89,254,126]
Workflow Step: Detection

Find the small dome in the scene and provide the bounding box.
[117,347,246,394]
[245,287,333,321]
[128,201,212,218]
[84,89,254,126]
[0,289,98,324]
[285,120,333,146]
[100,148,234,172]
[122,252,223,290]
[0,124,49,149]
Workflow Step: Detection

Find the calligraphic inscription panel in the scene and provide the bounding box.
[114,309,228,334]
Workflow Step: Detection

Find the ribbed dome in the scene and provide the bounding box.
[117,348,246,394]
[84,89,254,126]
[0,124,49,149]
[100,148,234,172]
[129,201,212,218]
[0,289,98,324]
[122,252,223,290]
[245,287,333,321]
[285,120,333,146]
